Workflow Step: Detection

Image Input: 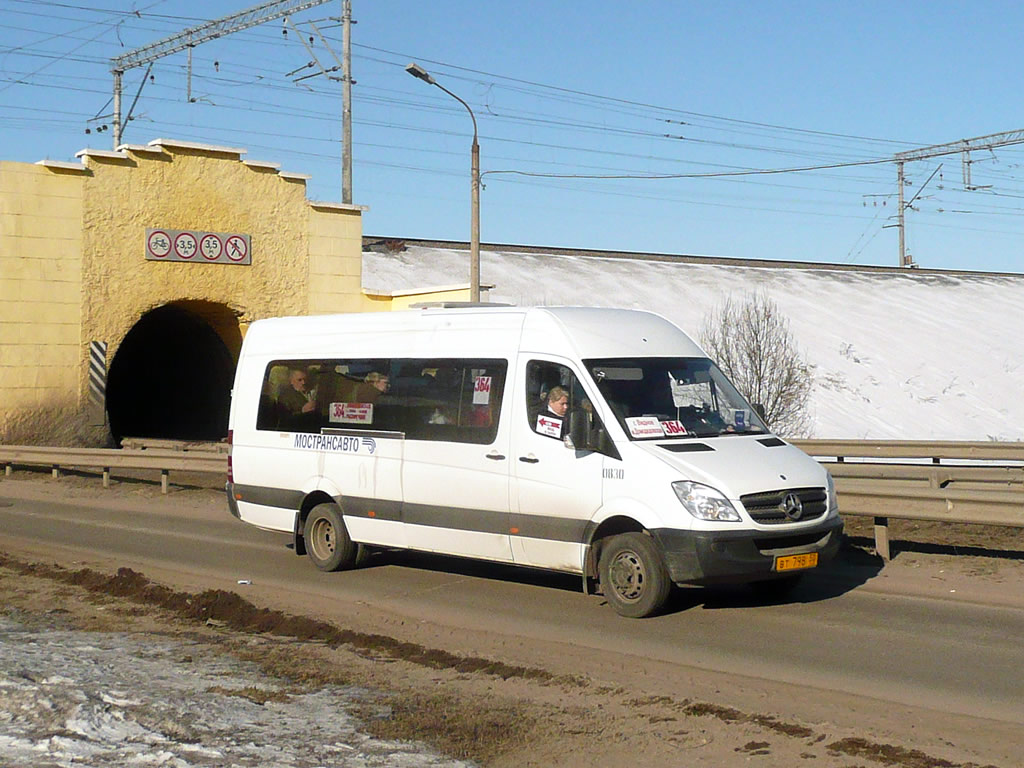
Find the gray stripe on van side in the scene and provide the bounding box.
[510,513,590,543]
[402,505,590,542]
[403,503,509,536]
[337,496,403,523]
[234,484,305,510]
[344,499,591,542]
[235,486,593,544]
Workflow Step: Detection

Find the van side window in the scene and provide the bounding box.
[257,358,506,445]
[525,361,597,440]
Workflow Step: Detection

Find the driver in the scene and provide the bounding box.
[533,386,570,438]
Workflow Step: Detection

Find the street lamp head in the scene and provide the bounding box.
[403,59,480,302]
[405,62,435,85]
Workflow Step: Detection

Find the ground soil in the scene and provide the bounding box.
[6,554,1005,768]
[2,467,1022,767]
[842,514,1024,558]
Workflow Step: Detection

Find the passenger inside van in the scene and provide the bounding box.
[279,368,316,416]
[419,367,462,426]
[353,372,390,403]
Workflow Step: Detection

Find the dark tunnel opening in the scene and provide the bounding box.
[107,304,236,444]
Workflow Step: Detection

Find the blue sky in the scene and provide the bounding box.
[4,0,1024,272]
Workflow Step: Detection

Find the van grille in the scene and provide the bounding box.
[740,487,827,525]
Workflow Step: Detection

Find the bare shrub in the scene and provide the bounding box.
[699,292,814,437]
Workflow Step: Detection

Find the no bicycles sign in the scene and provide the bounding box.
[146,228,251,265]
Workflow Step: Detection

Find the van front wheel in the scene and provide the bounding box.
[305,503,358,572]
[598,533,671,618]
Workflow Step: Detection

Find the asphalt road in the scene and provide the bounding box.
[1,474,1023,762]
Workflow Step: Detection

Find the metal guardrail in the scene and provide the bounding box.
[2,439,1022,559]
[792,439,1024,463]
[119,437,229,453]
[791,439,1024,559]
[0,444,226,494]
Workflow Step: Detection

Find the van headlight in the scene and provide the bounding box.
[826,471,839,514]
[672,481,742,522]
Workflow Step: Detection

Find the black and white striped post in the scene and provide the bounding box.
[88,341,108,426]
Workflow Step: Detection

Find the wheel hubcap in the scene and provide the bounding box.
[309,517,336,560]
[609,550,646,602]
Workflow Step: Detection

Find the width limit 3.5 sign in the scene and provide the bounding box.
[146,228,251,265]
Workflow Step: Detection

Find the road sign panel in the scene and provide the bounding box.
[145,228,251,265]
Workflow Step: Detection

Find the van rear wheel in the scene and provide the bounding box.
[598,532,671,618]
[305,503,359,572]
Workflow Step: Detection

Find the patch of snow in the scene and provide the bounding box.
[0,614,473,767]
[364,247,1024,440]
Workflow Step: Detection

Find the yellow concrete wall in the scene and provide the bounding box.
[80,145,372,402]
[389,287,474,310]
[79,145,314,360]
[1,140,368,445]
[307,202,367,315]
[362,293,395,312]
[360,286,488,311]
[0,161,84,443]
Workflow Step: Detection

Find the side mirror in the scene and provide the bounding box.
[567,408,620,459]
[596,427,616,456]
[753,403,766,421]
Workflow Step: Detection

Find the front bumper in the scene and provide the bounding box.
[651,516,843,586]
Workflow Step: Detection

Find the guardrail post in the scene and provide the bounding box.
[161,470,169,494]
[874,516,891,561]
[4,463,10,477]
[103,468,110,489]
[51,465,60,479]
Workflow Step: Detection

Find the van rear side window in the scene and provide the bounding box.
[256,358,507,444]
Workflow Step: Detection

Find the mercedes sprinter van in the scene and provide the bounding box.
[226,306,842,617]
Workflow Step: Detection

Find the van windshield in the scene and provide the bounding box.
[584,357,768,440]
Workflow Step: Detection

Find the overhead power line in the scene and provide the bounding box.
[484,155,897,181]
[8,2,1024,261]
[109,0,328,71]
[109,0,332,146]
[352,42,912,149]
[893,128,1024,267]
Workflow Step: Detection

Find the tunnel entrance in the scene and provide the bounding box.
[107,302,240,444]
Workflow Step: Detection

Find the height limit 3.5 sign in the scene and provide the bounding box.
[146,228,251,265]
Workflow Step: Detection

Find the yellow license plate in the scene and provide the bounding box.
[775,553,818,572]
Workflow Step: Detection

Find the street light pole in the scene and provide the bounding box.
[406,62,480,302]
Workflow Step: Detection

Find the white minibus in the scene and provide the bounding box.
[226,305,842,617]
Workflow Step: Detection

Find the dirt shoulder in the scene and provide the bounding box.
[0,550,1011,768]
[1,469,1022,767]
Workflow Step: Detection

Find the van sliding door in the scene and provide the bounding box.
[399,359,513,563]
